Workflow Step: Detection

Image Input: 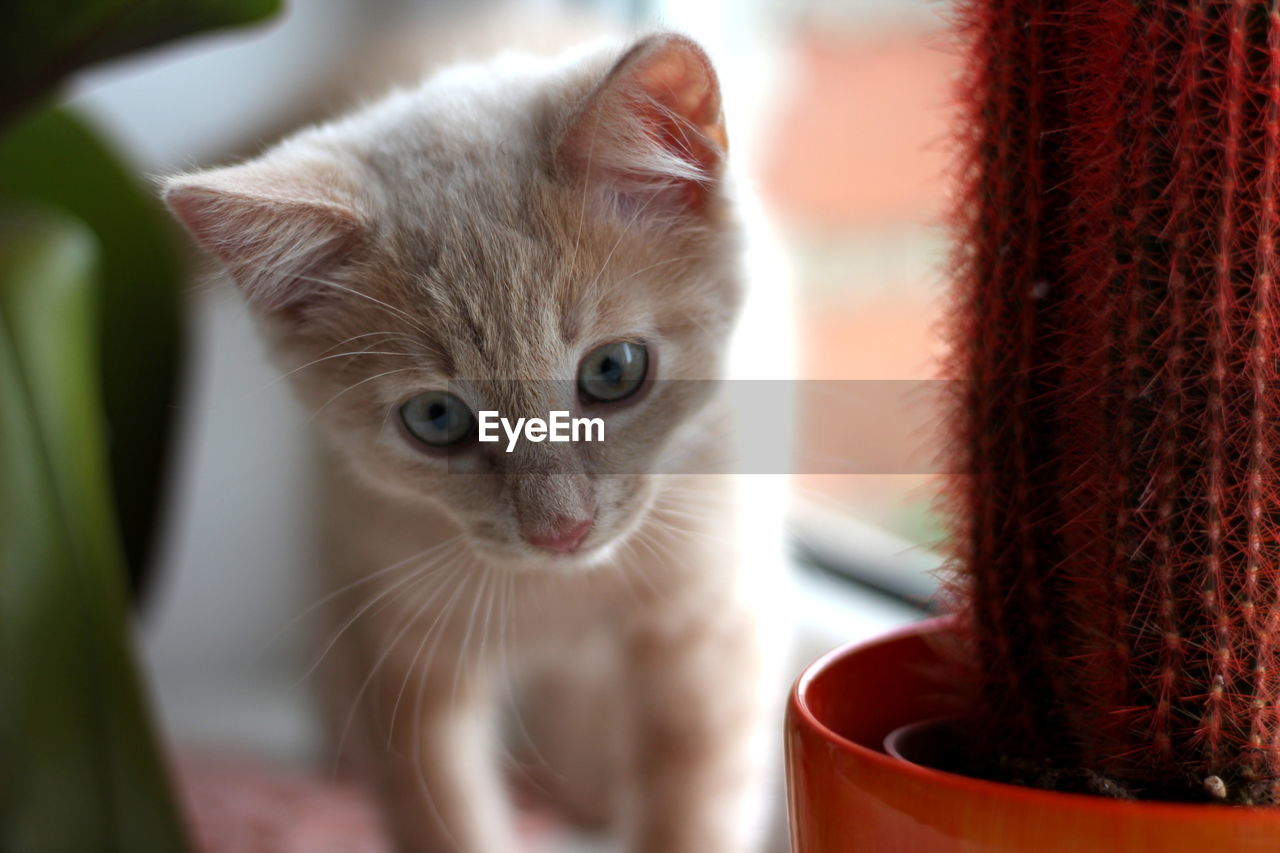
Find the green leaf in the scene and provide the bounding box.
[2,0,283,126]
[0,107,185,593]
[0,207,190,852]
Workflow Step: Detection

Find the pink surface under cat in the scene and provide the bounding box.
[177,755,565,852]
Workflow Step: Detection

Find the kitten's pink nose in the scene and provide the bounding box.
[521,516,593,554]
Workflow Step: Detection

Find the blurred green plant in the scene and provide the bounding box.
[3,0,280,126]
[0,108,185,593]
[0,208,190,851]
[0,1,280,850]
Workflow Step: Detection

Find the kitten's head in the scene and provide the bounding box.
[163,33,742,570]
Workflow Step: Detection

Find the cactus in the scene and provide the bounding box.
[949,0,1280,803]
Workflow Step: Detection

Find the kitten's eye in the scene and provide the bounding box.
[578,341,648,403]
[400,391,476,447]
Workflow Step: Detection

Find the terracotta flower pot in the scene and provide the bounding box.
[785,618,1280,852]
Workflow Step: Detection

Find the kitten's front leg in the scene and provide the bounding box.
[624,602,771,853]
[367,663,517,853]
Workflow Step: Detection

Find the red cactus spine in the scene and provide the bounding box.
[950,0,1280,802]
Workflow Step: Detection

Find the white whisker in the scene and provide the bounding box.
[387,556,475,743]
[296,565,428,688]
[327,585,433,779]
[257,538,460,664]
[269,349,416,387]
[310,366,423,420]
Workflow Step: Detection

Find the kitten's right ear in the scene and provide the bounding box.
[162,155,364,314]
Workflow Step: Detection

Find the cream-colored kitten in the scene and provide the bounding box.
[164,33,782,853]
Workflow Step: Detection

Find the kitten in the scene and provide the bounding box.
[163,32,784,853]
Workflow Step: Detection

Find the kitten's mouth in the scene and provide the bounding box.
[470,530,621,572]
[535,540,618,570]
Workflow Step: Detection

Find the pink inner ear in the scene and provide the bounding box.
[627,38,728,156]
[559,35,728,214]
[164,180,363,315]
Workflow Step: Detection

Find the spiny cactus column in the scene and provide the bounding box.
[950,0,1280,803]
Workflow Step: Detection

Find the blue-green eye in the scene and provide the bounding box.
[578,341,648,403]
[400,391,475,447]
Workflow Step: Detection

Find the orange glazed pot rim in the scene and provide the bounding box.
[789,616,1280,825]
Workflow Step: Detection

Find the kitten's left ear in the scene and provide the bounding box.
[557,33,728,216]
[162,152,365,315]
